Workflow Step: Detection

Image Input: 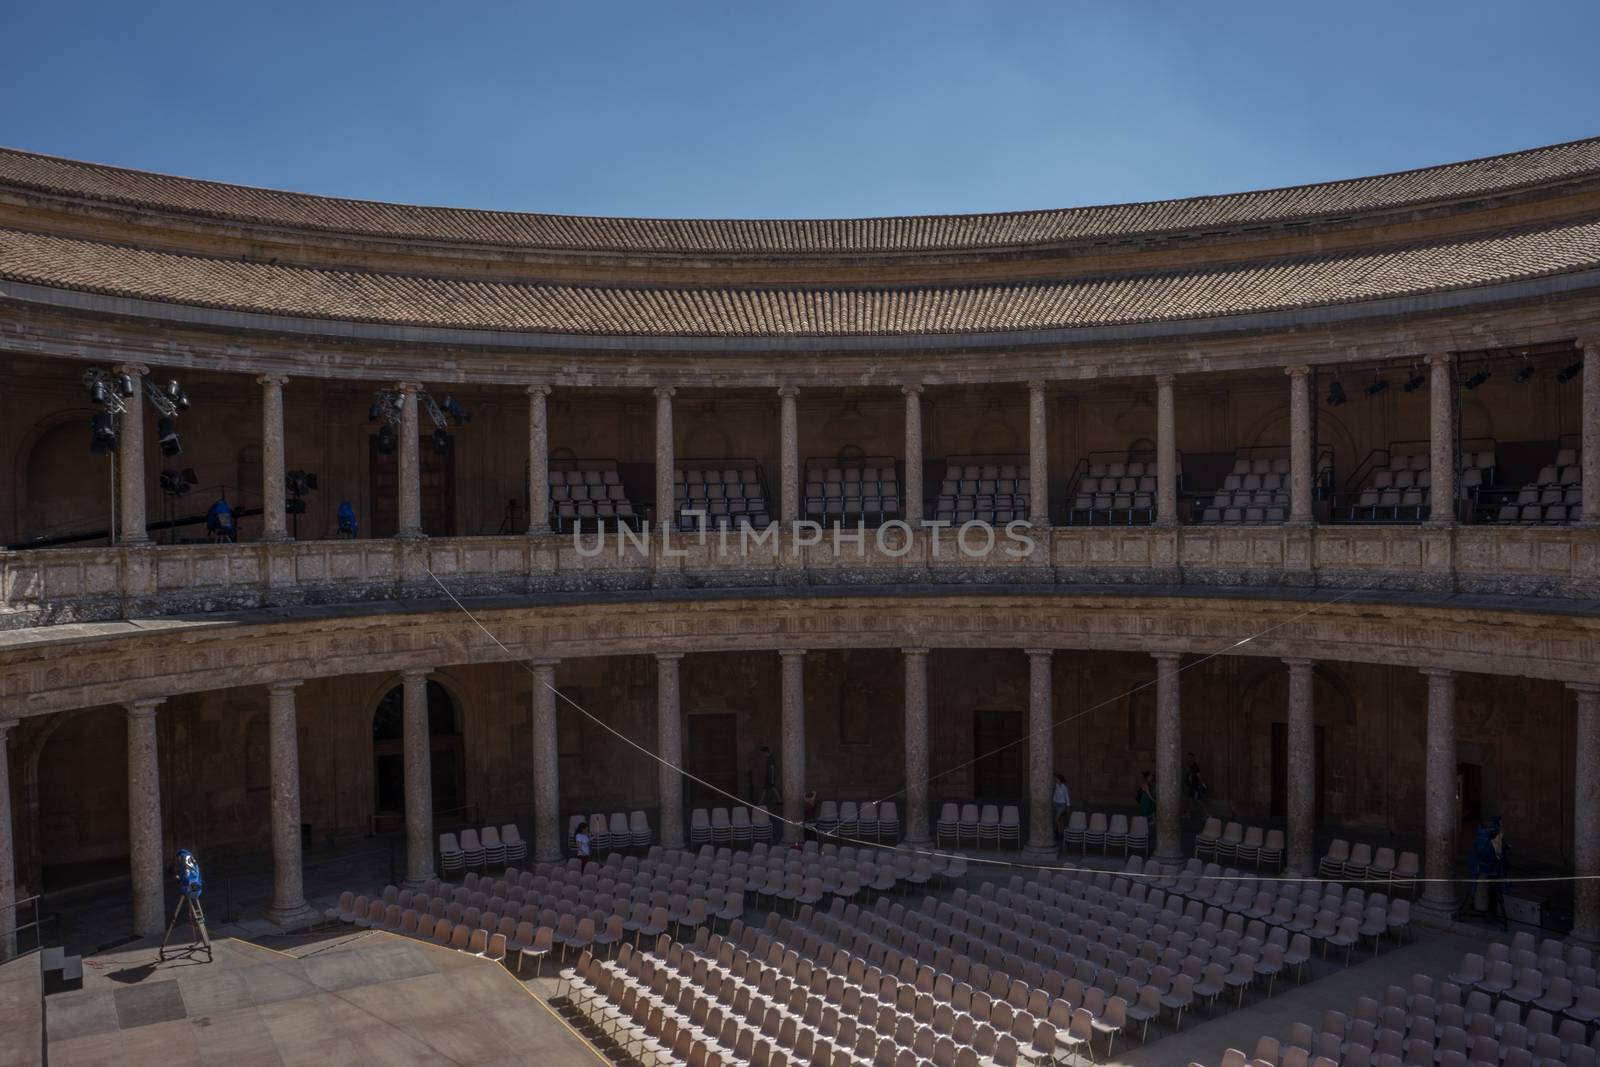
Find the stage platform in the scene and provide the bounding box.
[43,928,604,1066]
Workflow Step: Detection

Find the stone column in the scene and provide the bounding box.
[1286,365,1314,524]
[1028,381,1050,526]
[1023,649,1057,858]
[1284,657,1316,875]
[395,382,425,539]
[531,660,561,862]
[126,699,164,937]
[115,363,150,544]
[258,374,290,542]
[1155,374,1179,526]
[779,649,806,843]
[1571,684,1600,946]
[1153,653,1183,860]
[654,387,676,531]
[0,720,14,960]
[401,668,434,887]
[1420,668,1460,914]
[779,386,800,524]
[656,653,684,849]
[266,679,315,925]
[1426,354,1457,526]
[527,385,552,534]
[903,384,924,525]
[1582,341,1599,525]
[902,647,930,845]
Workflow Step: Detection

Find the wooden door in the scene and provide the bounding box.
[1270,721,1325,819]
[972,710,1025,801]
[686,713,739,809]
[369,434,457,537]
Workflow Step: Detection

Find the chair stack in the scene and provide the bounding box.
[1200,456,1292,524]
[802,461,902,527]
[688,805,778,849]
[1195,819,1284,871]
[1069,459,1158,525]
[1063,810,1153,858]
[805,799,902,843]
[567,810,655,857]
[1317,838,1418,894]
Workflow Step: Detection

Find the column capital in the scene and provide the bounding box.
[0,718,15,740]
[256,373,289,387]
[529,658,560,672]
[901,383,924,398]
[1282,656,1316,670]
[1423,352,1453,368]
[400,667,431,682]
[126,698,164,718]
[901,646,930,658]
[1419,666,1456,680]
[652,386,676,400]
[268,678,304,693]
[525,383,552,398]
[777,385,800,399]
[394,380,425,394]
[1568,681,1600,697]
[1027,379,1048,394]
[1151,651,1182,665]
[1023,647,1054,660]
[655,651,685,664]
[1577,337,1600,356]
[778,648,807,661]
[1154,373,1176,388]
[114,362,150,377]
[1284,364,1312,379]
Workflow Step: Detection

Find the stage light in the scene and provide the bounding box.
[1463,370,1491,390]
[116,373,136,398]
[377,423,396,454]
[159,468,197,495]
[91,412,117,454]
[1403,372,1425,392]
[440,395,471,425]
[1557,361,1582,383]
[1325,382,1346,406]
[432,427,450,454]
[157,417,182,456]
[88,378,109,404]
[368,400,383,421]
[1364,378,1389,397]
[1514,365,1535,384]
[164,379,190,410]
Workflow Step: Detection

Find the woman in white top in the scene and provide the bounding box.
[1052,774,1071,834]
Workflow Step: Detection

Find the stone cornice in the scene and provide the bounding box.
[3,589,1598,718]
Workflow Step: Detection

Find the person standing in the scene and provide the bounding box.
[1136,771,1157,819]
[1185,752,1209,823]
[1052,774,1072,837]
[759,745,780,809]
[575,820,592,870]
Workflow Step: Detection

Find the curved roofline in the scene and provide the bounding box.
[3,136,1599,257]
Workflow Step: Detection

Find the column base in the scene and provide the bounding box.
[1020,843,1059,864]
[1415,893,1462,921]
[394,530,429,541]
[265,902,322,930]
[402,872,435,892]
[902,832,932,847]
[1154,849,1186,866]
[259,532,292,544]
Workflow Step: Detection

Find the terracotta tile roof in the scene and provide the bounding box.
[1,140,1599,255]
[3,221,1599,337]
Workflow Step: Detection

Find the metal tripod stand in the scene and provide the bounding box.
[159,892,213,962]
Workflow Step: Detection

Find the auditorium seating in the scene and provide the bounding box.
[803,460,901,527]
[930,461,1031,526]
[1069,458,1159,525]
[932,803,1021,849]
[1316,838,1419,896]
[568,810,655,856]
[690,806,777,847]
[674,463,773,531]
[1345,447,1494,522]
[1192,820,1285,871]
[439,823,527,874]
[1492,447,1584,523]
[809,800,901,843]
[1061,811,1151,857]
[1208,933,1600,1067]
[1199,456,1293,524]
[548,463,638,531]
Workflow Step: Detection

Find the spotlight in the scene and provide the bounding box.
[1557,362,1582,383]
[91,412,118,454]
[1514,365,1535,384]
[1463,370,1491,390]
[116,373,136,398]
[88,378,109,405]
[1403,373,1425,392]
[1364,378,1390,397]
[1326,382,1346,407]
[376,423,396,455]
[159,468,197,495]
[156,416,182,457]
[440,396,471,425]
[164,379,190,410]
[368,400,384,422]
[432,427,450,454]
[286,470,318,495]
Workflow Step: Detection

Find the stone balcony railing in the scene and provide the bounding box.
[2,522,1597,629]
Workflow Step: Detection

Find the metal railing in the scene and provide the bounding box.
[1,895,57,962]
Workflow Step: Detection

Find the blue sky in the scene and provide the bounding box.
[3,2,1597,219]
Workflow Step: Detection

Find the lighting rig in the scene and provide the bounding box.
[368,388,471,455]
[285,469,318,539]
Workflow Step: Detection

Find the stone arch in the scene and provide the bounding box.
[1237,661,1357,824]
[31,705,130,890]
[369,674,465,821]
[15,408,116,545]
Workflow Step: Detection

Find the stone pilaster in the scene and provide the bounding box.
[902,647,930,844]
[1023,649,1056,858]
[0,720,14,960]
[654,387,675,531]
[1582,341,1599,525]
[1425,355,1456,526]
[395,382,425,540]
[779,649,806,843]
[401,668,434,887]
[115,363,150,545]
[779,386,800,524]
[1286,365,1314,525]
[531,660,561,862]
[266,679,316,926]
[127,699,164,937]
[258,374,290,542]
[1155,375,1178,526]
[656,653,684,849]
[1028,381,1050,526]
[1420,667,1460,914]
[902,385,924,525]
[1284,657,1316,875]
[1153,652,1183,860]
[1571,684,1600,947]
[527,385,552,535]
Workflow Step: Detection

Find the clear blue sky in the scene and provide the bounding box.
[3,1,1597,220]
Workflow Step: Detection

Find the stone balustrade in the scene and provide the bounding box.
[3,523,1595,629]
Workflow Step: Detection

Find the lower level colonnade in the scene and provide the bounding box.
[2,641,1599,953]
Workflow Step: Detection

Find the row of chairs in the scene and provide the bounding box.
[1195,820,1284,870]
[438,824,526,874]
[1318,839,1421,893]
[812,801,902,843]
[1062,812,1151,856]
[934,804,1021,850]
[568,811,654,855]
[690,806,778,846]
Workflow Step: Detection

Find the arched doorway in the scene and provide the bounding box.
[34,708,130,890]
[372,681,464,821]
